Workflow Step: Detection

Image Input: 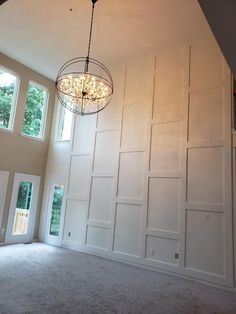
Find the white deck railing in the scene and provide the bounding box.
[13,208,29,235]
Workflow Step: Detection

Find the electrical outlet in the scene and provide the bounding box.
[68,232,71,237]
[149,248,154,256]
[175,253,179,259]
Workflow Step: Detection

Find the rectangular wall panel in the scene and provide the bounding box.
[188,87,224,142]
[93,131,116,173]
[187,147,224,205]
[63,200,86,244]
[190,37,224,90]
[121,102,148,148]
[150,122,182,173]
[146,236,179,265]
[153,46,186,122]
[72,115,96,153]
[148,178,180,233]
[186,210,224,276]
[118,152,145,199]
[68,155,91,198]
[113,203,141,256]
[125,56,154,105]
[88,177,114,223]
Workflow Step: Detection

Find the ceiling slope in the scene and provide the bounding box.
[198,0,236,78]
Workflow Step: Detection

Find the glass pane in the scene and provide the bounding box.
[49,184,64,236]
[12,181,33,236]
[60,108,73,141]
[0,68,17,130]
[22,82,47,138]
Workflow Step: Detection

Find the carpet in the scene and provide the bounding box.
[0,243,235,314]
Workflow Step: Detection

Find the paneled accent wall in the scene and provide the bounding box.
[61,39,233,287]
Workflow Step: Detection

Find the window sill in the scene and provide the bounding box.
[54,139,71,143]
[0,127,13,134]
[20,133,45,142]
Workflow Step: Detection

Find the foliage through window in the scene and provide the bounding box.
[49,184,64,237]
[0,67,18,130]
[16,181,33,210]
[22,81,48,138]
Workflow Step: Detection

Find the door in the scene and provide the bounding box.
[0,171,9,230]
[45,180,65,246]
[5,173,40,243]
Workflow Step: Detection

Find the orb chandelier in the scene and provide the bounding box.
[55,0,113,115]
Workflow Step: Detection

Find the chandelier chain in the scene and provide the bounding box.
[87,1,96,60]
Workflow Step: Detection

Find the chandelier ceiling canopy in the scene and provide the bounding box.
[55,0,113,116]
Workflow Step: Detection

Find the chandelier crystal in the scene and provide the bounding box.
[55,0,113,115]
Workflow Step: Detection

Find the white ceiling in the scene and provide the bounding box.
[0,0,210,80]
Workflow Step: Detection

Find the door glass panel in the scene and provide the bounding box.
[12,181,33,235]
[49,184,64,236]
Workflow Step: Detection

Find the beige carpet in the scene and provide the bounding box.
[0,243,235,314]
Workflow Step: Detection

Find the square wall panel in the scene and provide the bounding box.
[89,177,114,223]
[150,122,181,172]
[148,178,180,233]
[93,131,117,173]
[113,204,141,256]
[118,152,145,199]
[68,155,90,198]
[187,147,224,205]
[186,210,224,276]
[125,56,154,105]
[188,87,224,142]
[63,200,86,244]
[146,236,179,265]
[86,226,109,250]
[72,115,96,153]
[121,102,148,148]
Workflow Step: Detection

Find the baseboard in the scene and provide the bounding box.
[61,240,235,291]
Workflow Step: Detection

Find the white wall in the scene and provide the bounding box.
[41,36,234,287]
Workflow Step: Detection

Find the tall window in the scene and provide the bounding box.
[0,67,19,131]
[22,81,48,139]
[56,104,73,141]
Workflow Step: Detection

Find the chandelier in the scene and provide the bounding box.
[55,0,113,115]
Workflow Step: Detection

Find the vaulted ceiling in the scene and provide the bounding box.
[0,0,210,80]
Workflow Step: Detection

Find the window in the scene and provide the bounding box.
[56,104,73,141]
[22,81,48,139]
[49,184,65,237]
[0,67,19,131]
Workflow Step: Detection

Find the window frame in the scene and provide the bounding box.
[21,80,49,140]
[54,101,74,142]
[0,65,20,132]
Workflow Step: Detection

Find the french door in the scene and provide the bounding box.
[5,173,40,243]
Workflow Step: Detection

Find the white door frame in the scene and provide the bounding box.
[5,173,40,244]
[45,177,67,246]
[0,171,9,229]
